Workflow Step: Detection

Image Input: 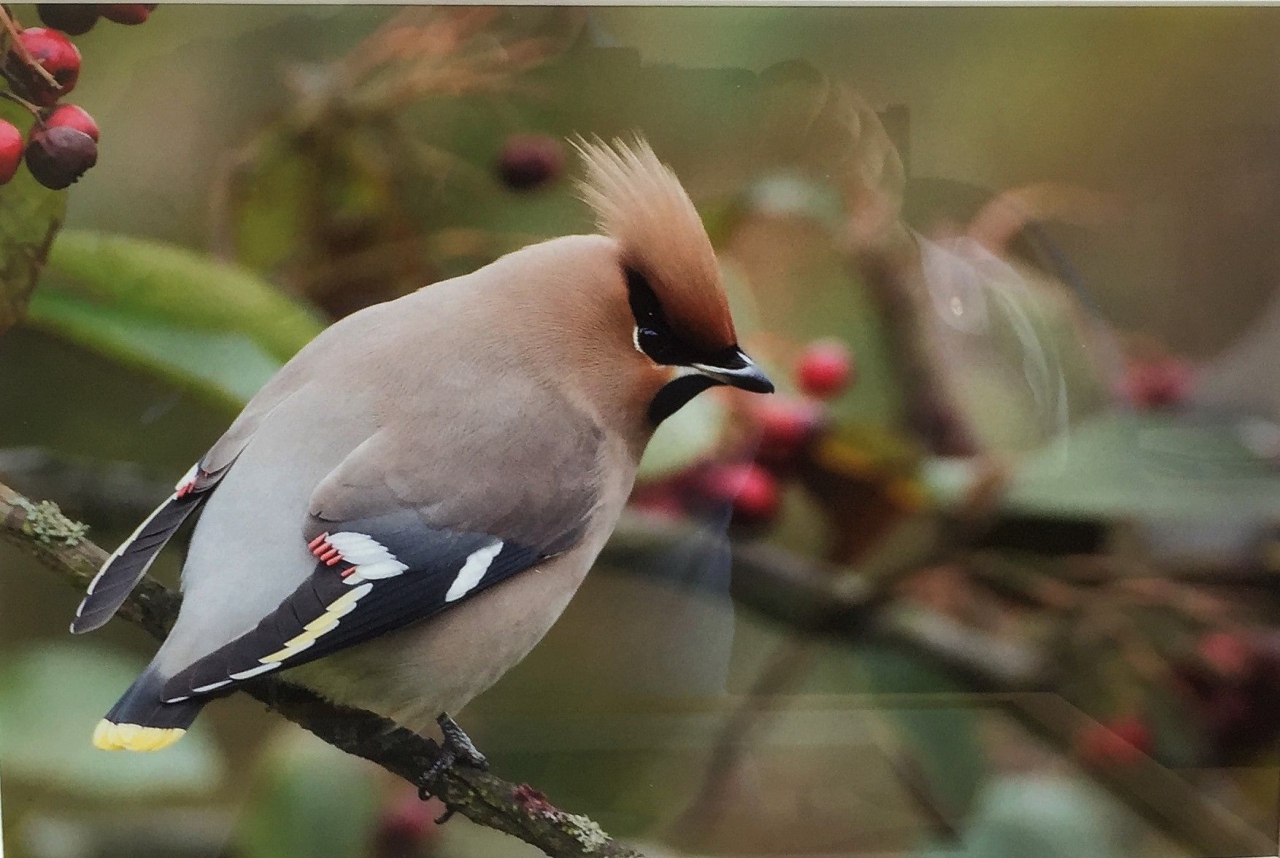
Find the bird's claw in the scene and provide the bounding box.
[416,713,489,823]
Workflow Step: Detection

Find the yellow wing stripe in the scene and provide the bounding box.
[257,582,375,665]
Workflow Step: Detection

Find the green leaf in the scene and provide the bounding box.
[638,391,726,481]
[0,643,223,797]
[237,729,380,858]
[0,102,66,335]
[25,231,326,410]
[1006,411,1280,521]
[927,411,1280,523]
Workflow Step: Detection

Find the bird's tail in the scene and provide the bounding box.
[94,668,203,752]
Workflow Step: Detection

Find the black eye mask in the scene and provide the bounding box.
[626,266,701,367]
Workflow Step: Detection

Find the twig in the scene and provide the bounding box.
[0,6,62,93]
[0,480,643,858]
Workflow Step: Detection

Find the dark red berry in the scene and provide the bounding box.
[751,398,823,468]
[0,120,22,185]
[7,28,82,107]
[796,339,855,400]
[99,3,152,24]
[37,4,99,35]
[24,125,97,189]
[699,462,781,526]
[44,104,99,142]
[497,134,564,192]
[1117,356,1195,410]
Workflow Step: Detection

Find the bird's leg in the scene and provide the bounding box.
[437,713,489,771]
[417,713,489,820]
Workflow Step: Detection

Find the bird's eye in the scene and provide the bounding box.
[625,265,697,365]
[635,325,678,362]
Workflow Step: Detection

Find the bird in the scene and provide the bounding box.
[70,136,774,790]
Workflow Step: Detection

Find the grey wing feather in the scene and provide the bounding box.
[72,377,305,635]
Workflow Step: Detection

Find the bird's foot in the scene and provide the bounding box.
[416,713,489,823]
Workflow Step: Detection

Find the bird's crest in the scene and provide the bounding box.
[573,136,735,350]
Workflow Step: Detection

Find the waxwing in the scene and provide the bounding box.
[71,137,772,785]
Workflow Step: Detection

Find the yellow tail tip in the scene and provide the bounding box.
[92,719,185,752]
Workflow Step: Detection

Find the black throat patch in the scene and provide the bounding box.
[648,374,720,426]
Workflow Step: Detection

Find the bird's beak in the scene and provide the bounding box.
[693,348,775,394]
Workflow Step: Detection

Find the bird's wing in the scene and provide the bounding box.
[159,412,604,703]
[71,379,306,635]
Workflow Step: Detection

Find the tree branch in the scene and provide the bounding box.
[0,480,643,858]
[604,515,1272,858]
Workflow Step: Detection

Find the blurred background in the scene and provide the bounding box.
[3,5,1280,858]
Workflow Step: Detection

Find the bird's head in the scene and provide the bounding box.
[573,136,774,429]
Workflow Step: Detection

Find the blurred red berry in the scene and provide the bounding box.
[629,481,688,520]
[1077,715,1151,768]
[752,398,823,468]
[700,462,781,526]
[37,4,99,35]
[796,339,855,400]
[99,4,153,24]
[374,787,441,857]
[7,28,81,107]
[497,134,564,191]
[25,125,97,189]
[1198,631,1252,679]
[44,104,99,142]
[1117,356,1195,410]
[0,121,23,185]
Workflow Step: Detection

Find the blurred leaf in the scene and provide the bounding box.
[25,231,326,410]
[1007,411,1280,521]
[0,643,223,797]
[638,392,726,482]
[853,644,988,819]
[915,236,1113,455]
[237,728,379,858]
[0,102,66,335]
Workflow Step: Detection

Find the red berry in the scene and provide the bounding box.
[1076,715,1151,769]
[99,4,153,24]
[751,398,823,468]
[699,462,781,526]
[24,125,97,189]
[0,120,23,185]
[1117,356,1195,410]
[796,339,855,400]
[497,134,564,191]
[7,28,82,107]
[1198,631,1252,678]
[37,4,100,35]
[629,482,688,520]
[44,104,99,142]
[374,787,442,855]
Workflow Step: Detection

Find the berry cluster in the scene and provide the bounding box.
[0,5,154,190]
[631,338,855,530]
